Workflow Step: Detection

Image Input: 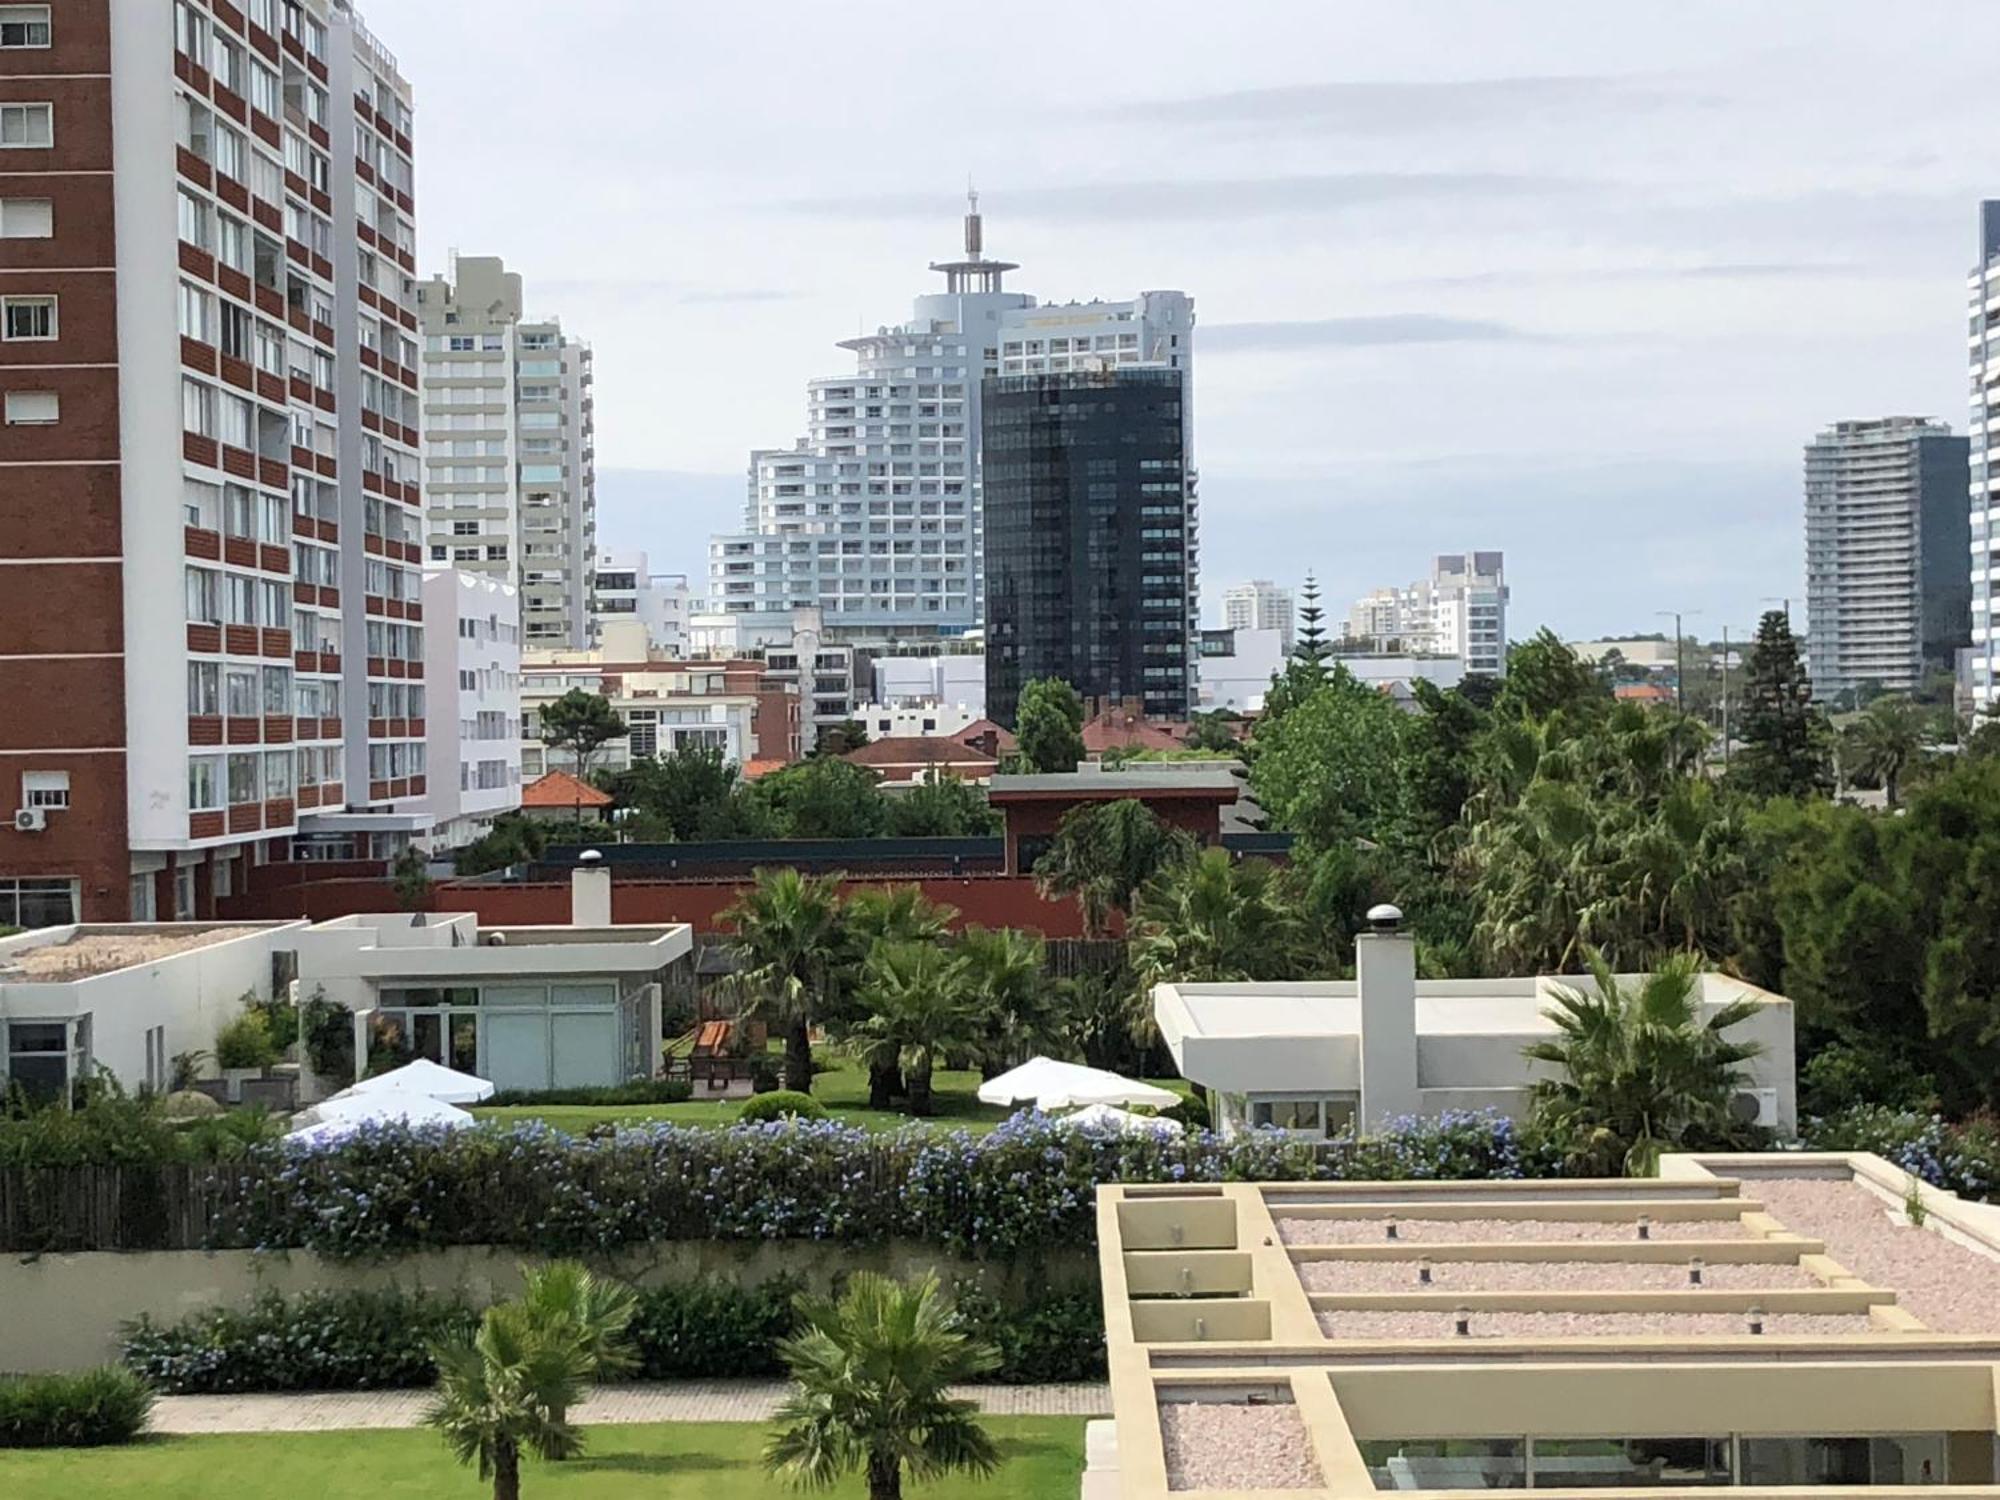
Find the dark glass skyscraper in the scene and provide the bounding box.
[982,368,1192,724]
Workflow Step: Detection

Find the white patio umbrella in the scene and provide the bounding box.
[349,1057,495,1104]
[976,1056,1180,1112]
[286,1089,474,1143]
[1059,1103,1184,1137]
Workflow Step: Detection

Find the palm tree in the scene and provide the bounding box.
[854,942,980,1116]
[957,926,1049,1078]
[517,1260,638,1442]
[1032,798,1196,938]
[425,1302,591,1500]
[1841,694,1930,810]
[1523,949,1765,1176]
[765,1271,1000,1500]
[723,868,849,1093]
[1129,849,1303,986]
[840,886,958,1107]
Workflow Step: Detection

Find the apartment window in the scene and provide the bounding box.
[218,391,251,449]
[226,753,258,806]
[248,61,279,118]
[225,573,257,626]
[224,666,257,719]
[0,877,76,929]
[187,661,219,716]
[188,757,223,811]
[0,7,51,47]
[0,102,51,148]
[213,121,245,183]
[177,281,212,343]
[262,665,291,715]
[1,295,55,341]
[185,566,220,623]
[3,390,56,426]
[173,1,206,58]
[0,196,50,238]
[21,770,68,810]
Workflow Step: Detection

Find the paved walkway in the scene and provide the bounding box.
[151,1380,1111,1434]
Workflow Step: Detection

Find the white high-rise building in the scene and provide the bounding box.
[417,255,596,650]
[1804,417,1969,701]
[1223,580,1294,652]
[590,549,687,653]
[708,195,1195,647]
[1967,203,2000,706]
[422,569,521,849]
[1343,553,1508,677]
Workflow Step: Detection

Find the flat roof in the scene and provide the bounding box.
[989,768,1240,799]
[1162,975,1788,1040]
[1095,1154,2000,1497]
[0,923,290,983]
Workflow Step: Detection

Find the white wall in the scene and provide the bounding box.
[872,654,986,712]
[0,923,304,1089]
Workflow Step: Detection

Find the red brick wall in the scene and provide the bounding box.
[223,872,1100,936]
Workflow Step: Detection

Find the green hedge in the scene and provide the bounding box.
[483,1080,694,1108]
[0,1368,154,1448]
[121,1276,1104,1393]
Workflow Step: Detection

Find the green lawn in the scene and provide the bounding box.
[475,1056,1189,1136]
[0,1418,1085,1499]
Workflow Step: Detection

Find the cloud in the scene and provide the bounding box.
[776,172,1582,225]
[532,276,805,306]
[1105,74,1702,135]
[675,288,802,305]
[1202,314,1547,353]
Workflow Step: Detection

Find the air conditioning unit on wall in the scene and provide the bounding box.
[12,807,46,833]
[1730,1087,1779,1128]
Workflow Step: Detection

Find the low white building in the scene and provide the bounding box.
[424,569,524,850]
[1155,918,1795,1140]
[0,922,306,1100]
[850,702,983,741]
[0,865,695,1102]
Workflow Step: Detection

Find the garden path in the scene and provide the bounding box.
[150,1380,1111,1433]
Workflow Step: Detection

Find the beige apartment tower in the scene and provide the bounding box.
[418,254,596,648]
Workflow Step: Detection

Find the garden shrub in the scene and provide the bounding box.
[1803,1104,1998,1201]
[209,1110,1533,1260]
[121,1287,478,1394]
[749,1056,782,1093]
[952,1278,1105,1382]
[0,1086,276,1169]
[737,1090,825,1124]
[628,1276,803,1379]
[1163,1090,1210,1132]
[0,1367,154,1448]
[213,1010,280,1071]
[485,1080,694,1108]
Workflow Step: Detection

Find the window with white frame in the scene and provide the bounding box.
[188,757,223,812]
[0,196,51,237]
[0,6,51,47]
[1,295,55,341]
[21,770,68,810]
[4,390,57,426]
[0,102,51,147]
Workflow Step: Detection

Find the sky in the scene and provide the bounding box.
[364,0,2000,641]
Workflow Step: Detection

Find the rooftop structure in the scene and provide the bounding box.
[839,735,999,788]
[1156,917,1794,1138]
[1091,1153,2000,1498]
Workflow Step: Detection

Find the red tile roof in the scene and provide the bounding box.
[953,719,1017,752]
[842,736,999,770]
[520,770,614,808]
[740,758,790,781]
[1081,709,1188,754]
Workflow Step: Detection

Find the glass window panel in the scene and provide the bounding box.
[1360,1439,1526,1491]
[1531,1439,1730,1488]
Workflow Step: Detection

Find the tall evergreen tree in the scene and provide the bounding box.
[1730,610,1832,799]
[1294,572,1331,666]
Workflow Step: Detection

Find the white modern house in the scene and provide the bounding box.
[1154,915,1796,1140]
[0,863,691,1101]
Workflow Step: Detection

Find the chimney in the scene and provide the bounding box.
[1356,903,1419,1129]
[571,849,611,927]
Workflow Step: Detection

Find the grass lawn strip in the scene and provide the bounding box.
[0,1417,1085,1498]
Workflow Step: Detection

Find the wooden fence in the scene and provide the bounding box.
[0,1165,256,1253]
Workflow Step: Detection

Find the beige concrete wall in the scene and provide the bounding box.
[1,1240,1091,1374]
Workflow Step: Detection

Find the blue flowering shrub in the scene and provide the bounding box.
[208,1109,1540,1261]
[1803,1105,1999,1202]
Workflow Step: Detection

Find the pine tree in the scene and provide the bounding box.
[1730,609,1832,799]
[1294,572,1331,666]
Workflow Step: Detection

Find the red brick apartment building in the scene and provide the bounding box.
[0,0,419,922]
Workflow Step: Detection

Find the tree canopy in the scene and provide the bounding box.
[1013,677,1085,772]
